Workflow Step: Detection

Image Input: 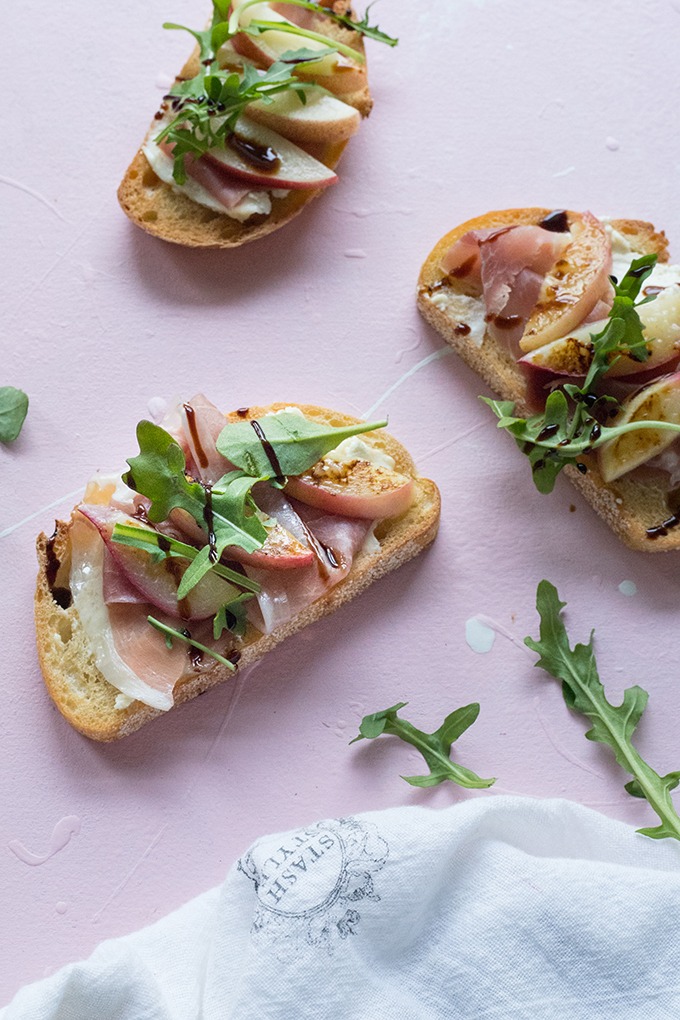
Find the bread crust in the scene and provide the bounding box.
[35,403,440,741]
[416,210,680,553]
[117,14,372,249]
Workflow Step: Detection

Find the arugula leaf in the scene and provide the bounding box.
[123,421,267,595]
[216,412,387,479]
[350,702,496,789]
[0,387,28,443]
[157,62,309,185]
[482,255,680,493]
[213,593,252,639]
[244,19,365,63]
[526,580,680,841]
[148,616,237,671]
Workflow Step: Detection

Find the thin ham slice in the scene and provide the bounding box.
[441,225,569,353]
[180,394,235,484]
[246,499,372,634]
[69,516,184,711]
[159,142,254,210]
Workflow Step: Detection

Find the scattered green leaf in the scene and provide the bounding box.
[526,580,680,842]
[350,702,496,789]
[213,593,252,639]
[0,387,28,443]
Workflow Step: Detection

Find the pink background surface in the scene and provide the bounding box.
[3,0,680,1003]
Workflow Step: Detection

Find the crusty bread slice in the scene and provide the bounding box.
[416,209,680,553]
[35,404,440,741]
[117,12,372,249]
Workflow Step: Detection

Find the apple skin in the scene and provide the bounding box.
[598,372,680,483]
[204,115,337,190]
[285,461,415,520]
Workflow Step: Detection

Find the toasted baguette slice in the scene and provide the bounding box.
[35,403,440,741]
[117,9,372,249]
[416,209,680,553]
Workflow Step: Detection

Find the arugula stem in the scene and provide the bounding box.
[148,616,236,671]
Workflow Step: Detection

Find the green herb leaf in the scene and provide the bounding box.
[526,580,680,841]
[147,616,236,671]
[213,593,252,639]
[216,411,387,480]
[123,422,267,596]
[0,387,28,443]
[350,702,496,789]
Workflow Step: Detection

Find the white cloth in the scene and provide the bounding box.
[4,796,680,1019]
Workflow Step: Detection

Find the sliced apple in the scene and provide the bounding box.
[229,0,366,93]
[598,374,680,482]
[285,459,414,520]
[247,87,360,144]
[520,283,680,380]
[519,212,612,353]
[205,115,337,189]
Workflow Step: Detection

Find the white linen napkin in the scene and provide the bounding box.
[4,796,680,1019]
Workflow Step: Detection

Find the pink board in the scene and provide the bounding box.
[3,0,680,1003]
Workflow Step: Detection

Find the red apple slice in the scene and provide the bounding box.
[285,460,414,520]
[247,87,360,144]
[519,212,612,353]
[598,373,680,483]
[78,506,244,621]
[520,284,680,379]
[230,0,366,93]
[204,115,337,189]
[169,508,315,570]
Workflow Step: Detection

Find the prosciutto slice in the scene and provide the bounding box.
[69,516,185,711]
[246,499,372,634]
[158,143,254,210]
[441,225,569,352]
[180,393,235,484]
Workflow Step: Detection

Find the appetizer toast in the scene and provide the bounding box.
[417,208,680,551]
[35,400,440,741]
[118,1,385,248]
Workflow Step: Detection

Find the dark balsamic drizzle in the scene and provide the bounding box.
[537,423,559,442]
[486,313,522,331]
[202,485,218,564]
[646,489,680,539]
[45,533,73,609]
[227,133,281,172]
[181,628,204,668]
[538,209,569,233]
[454,323,471,336]
[448,256,477,279]
[236,407,250,417]
[250,420,284,481]
[183,403,209,469]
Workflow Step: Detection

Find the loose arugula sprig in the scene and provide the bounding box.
[148,616,238,669]
[157,0,396,183]
[527,581,680,842]
[0,387,28,443]
[350,702,496,790]
[483,254,680,494]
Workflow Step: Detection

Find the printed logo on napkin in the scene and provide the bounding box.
[238,817,389,953]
